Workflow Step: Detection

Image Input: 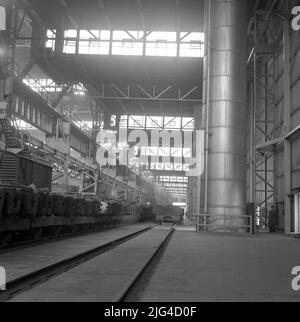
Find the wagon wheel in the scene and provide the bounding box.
[71,225,79,234]
[52,226,63,237]
[82,224,88,233]
[32,228,43,240]
[0,232,13,246]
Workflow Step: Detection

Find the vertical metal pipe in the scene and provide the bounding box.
[249,80,255,204]
[283,20,291,234]
[253,14,258,208]
[203,0,247,231]
[204,0,211,215]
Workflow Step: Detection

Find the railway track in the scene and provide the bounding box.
[113,224,176,302]
[0,225,154,302]
[0,224,176,302]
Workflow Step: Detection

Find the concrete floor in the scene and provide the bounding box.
[3,225,300,302]
[139,230,300,302]
[0,223,153,282]
[9,226,171,302]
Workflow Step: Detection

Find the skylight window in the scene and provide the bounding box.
[146,116,163,129]
[128,115,145,128]
[179,32,204,57]
[46,29,56,51]
[65,29,78,38]
[50,29,204,58]
[182,117,195,131]
[147,32,177,42]
[64,30,77,54]
[164,117,181,130]
[146,32,177,57]
[79,30,110,55]
[112,30,144,56]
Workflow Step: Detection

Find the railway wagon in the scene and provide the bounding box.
[0,185,125,245]
[154,205,184,224]
[0,152,142,246]
[0,150,52,190]
[139,206,156,223]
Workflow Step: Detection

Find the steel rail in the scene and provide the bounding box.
[113,224,176,302]
[0,225,154,302]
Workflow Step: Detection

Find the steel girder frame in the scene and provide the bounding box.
[17,0,203,105]
[1,5,95,158]
[247,0,292,233]
[250,11,278,230]
[5,0,160,208]
[92,84,202,104]
[25,132,147,203]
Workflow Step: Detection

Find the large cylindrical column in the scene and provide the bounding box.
[203,0,247,231]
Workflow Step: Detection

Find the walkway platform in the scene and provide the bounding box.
[0,223,153,283]
[9,226,171,302]
[139,231,300,302]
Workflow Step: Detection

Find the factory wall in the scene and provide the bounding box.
[247,19,300,210]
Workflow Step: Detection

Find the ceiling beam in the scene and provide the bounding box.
[96,0,112,29]
[58,0,79,29]
[135,0,146,30]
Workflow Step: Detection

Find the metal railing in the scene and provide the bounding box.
[188,213,199,223]
[196,214,253,234]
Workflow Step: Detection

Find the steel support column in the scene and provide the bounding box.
[203,0,247,231]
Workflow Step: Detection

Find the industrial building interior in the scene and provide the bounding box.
[0,0,300,303]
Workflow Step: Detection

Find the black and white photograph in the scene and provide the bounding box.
[0,0,300,306]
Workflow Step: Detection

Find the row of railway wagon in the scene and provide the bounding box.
[0,184,140,246]
[0,151,184,246]
[0,184,184,246]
